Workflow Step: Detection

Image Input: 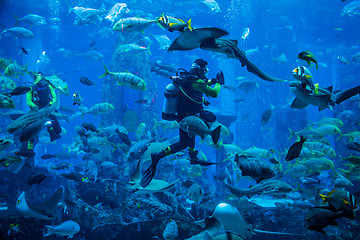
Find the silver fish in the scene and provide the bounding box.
[1,27,34,39]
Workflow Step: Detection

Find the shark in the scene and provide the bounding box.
[6,97,58,134]
[224,178,294,198]
[128,161,179,194]
[168,27,288,82]
[16,187,64,219]
[290,81,360,111]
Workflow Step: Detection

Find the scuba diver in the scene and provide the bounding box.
[21,72,61,153]
[140,59,225,187]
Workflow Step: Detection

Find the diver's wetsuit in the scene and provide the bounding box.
[25,77,61,144]
[168,73,220,154]
[140,59,223,188]
[157,72,221,159]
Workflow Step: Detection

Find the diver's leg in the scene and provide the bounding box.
[199,110,216,128]
[47,114,61,142]
[141,128,189,188]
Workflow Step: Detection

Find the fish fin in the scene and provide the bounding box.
[99,64,110,78]
[187,19,192,31]
[156,22,166,30]
[316,63,318,69]
[305,75,312,79]
[343,199,349,205]
[315,228,327,234]
[328,190,337,196]
[306,60,311,66]
[291,98,308,109]
[211,126,221,145]
[319,193,327,204]
[314,83,319,95]
[168,22,179,27]
[343,210,355,220]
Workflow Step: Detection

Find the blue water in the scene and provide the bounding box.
[1,0,360,239]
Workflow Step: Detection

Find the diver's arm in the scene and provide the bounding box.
[192,79,221,98]
[26,88,37,108]
[205,79,213,86]
[49,85,56,105]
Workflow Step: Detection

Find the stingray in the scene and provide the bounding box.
[128,161,179,194]
[168,27,288,82]
[168,27,228,51]
[16,187,64,219]
[187,202,305,239]
[186,217,244,240]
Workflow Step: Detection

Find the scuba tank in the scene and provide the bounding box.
[162,82,179,120]
[161,68,188,121]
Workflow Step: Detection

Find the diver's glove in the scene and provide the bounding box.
[214,71,225,85]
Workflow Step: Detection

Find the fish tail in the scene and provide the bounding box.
[152,118,158,129]
[336,134,343,141]
[147,42,152,56]
[187,19,192,31]
[68,7,74,15]
[319,193,327,205]
[13,14,19,26]
[23,64,29,76]
[43,225,54,236]
[288,128,294,140]
[314,83,319,95]
[99,64,110,78]
[156,13,165,23]
[211,125,221,145]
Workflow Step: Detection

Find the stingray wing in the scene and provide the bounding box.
[291,97,309,109]
[32,187,64,217]
[168,27,228,51]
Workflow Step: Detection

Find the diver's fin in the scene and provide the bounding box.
[140,154,160,188]
[291,98,308,109]
[335,85,360,104]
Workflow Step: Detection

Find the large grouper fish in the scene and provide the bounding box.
[168,27,288,82]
